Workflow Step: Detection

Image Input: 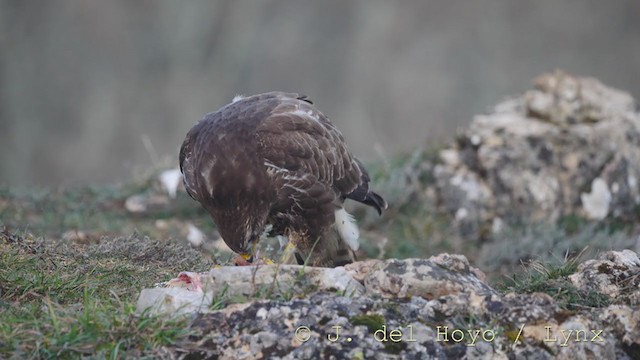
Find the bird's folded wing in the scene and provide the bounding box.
[255,104,363,197]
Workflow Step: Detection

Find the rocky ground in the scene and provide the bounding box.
[140,251,640,359]
[2,71,640,359]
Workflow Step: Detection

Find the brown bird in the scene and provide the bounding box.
[179,92,386,267]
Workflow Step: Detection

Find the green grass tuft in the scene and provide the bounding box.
[497,251,611,310]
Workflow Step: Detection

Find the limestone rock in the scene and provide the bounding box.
[600,305,640,350]
[204,264,366,299]
[569,249,640,303]
[526,70,635,125]
[136,264,366,317]
[433,71,640,240]
[580,177,612,220]
[137,251,640,359]
[137,287,212,316]
[363,256,498,317]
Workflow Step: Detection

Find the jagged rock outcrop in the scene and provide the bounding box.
[138,250,640,359]
[434,71,640,240]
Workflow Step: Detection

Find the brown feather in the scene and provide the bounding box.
[179,92,386,266]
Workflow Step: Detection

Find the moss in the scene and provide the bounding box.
[383,340,407,355]
[349,314,386,333]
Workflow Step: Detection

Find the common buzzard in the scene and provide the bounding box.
[179,92,386,267]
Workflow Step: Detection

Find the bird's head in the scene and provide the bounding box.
[210,202,270,261]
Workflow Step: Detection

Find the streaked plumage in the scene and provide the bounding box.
[179,92,386,267]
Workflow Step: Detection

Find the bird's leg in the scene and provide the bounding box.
[279,241,298,265]
[251,247,275,265]
[253,248,261,262]
[229,224,274,267]
[277,235,289,252]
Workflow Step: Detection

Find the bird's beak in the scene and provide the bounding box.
[240,253,254,262]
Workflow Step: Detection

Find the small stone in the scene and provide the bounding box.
[186,223,205,247]
[580,178,612,220]
[158,168,183,198]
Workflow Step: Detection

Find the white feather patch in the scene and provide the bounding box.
[232,94,245,103]
[334,208,360,251]
[291,108,320,123]
[200,158,216,196]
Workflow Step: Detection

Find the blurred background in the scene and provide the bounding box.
[1,0,639,186]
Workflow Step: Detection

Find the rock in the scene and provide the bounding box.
[343,259,385,283]
[158,168,183,198]
[363,256,498,316]
[569,249,640,303]
[186,223,205,247]
[136,264,366,316]
[432,70,640,240]
[61,230,88,242]
[124,167,192,215]
[580,177,612,220]
[139,251,640,359]
[136,287,212,316]
[124,193,170,213]
[600,305,640,351]
[205,264,366,299]
[138,256,494,316]
[526,70,635,125]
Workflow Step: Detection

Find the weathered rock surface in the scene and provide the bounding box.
[138,250,640,359]
[569,249,640,305]
[434,70,640,240]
